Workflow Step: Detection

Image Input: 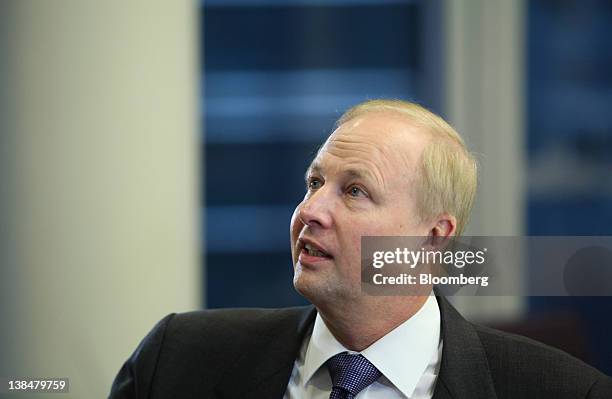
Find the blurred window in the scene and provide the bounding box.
[528,0,612,235]
[527,0,612,375]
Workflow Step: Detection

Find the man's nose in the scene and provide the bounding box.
[298,188,333,229]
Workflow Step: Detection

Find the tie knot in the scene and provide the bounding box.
[326,352,382,397]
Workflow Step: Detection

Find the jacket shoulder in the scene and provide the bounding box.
[473,323,612,398]
[166,306,310,347]
[109,306,312,398]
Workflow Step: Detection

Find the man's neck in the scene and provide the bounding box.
[315,295,430,352]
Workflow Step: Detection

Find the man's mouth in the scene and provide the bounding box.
[304,243,331,258]
[298,238,333,263]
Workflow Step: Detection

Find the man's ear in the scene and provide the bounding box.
[429,213,457,247]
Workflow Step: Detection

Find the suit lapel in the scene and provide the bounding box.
[433,295,498,399]
[213,305,316,399]
[432,377,454,399]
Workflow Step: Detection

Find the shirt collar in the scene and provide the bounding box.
[302,294,441,398]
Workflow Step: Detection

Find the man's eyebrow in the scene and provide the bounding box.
[305,164,377,184]
[304,161,321,179]
[304,163,321,181]
[343,168,377,183]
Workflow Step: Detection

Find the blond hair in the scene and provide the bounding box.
[337,99,478,236]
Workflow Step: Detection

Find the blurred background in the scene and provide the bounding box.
[0,0,611,397]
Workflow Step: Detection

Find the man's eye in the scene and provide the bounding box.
[308,179,322,190]
[347,185,367,198]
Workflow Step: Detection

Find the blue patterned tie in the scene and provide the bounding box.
[326,352,382,399]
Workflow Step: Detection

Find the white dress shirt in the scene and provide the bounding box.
[284,294,442,399]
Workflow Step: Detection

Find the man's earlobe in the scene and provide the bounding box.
[431,214,457,239]
[425,216,456,251]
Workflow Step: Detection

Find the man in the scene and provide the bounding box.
[109,100,612,398]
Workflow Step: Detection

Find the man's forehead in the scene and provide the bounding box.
[332,112,429,158]
[309,112,430,170]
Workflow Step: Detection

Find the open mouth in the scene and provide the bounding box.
[303,243,332,258]
[298,238,333,262]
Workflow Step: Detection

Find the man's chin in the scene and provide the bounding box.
[292,270,315,298]
[293,269,331,302]
[293,270,357,306]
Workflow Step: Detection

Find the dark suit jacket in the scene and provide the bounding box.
[109,295,612,398]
